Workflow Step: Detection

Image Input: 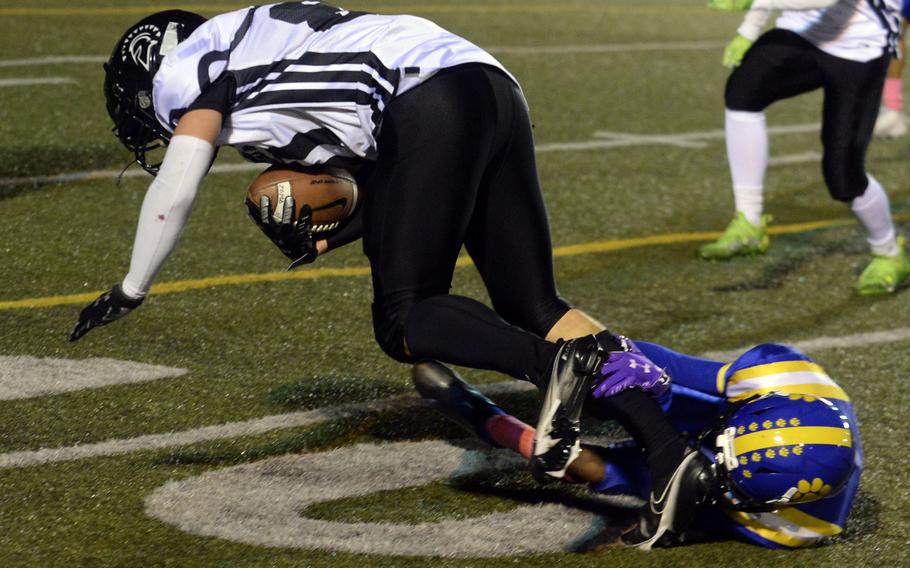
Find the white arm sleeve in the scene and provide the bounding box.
[737,8,773,41]
[120,135,215,298]
[750,0,838,10]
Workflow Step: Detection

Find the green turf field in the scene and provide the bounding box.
[1,1,909,566]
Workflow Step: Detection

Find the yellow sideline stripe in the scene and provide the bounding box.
[1,212,907,311]
[0,266,372,310]
[0,4,688,17]
[733,426,852,455]
[727,360,828,385]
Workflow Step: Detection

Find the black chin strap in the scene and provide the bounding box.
[115,160,134,187]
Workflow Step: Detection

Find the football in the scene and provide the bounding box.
[245,166,359,233]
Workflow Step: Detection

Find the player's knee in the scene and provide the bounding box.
[822,153,867,202]
[724,75,767,112]
[494,297,570,338]
[371,294,418,363]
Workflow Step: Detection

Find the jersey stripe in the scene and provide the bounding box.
[723,359,850,401]
[733,426,852,455]
[867,0,902,56]
[154,3,510,168]
[727,361,826,385]
[729,383,850,402]
[716,362,731,394]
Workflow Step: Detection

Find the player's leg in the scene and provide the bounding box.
[368,73,641,492]
[441,68,622,481]
[816,50,910,294]
[412,360,647,494]
[701,29,823,260]
[454,68,711,544]
[874,19,908,138]
[454,71,604,342]
[363,65,563,384]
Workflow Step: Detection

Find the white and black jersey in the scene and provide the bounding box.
[152,1,514,168]
[775,0,902,61]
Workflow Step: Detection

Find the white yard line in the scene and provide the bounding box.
[2,327,908,469]
[0,124,821,188]
[487,41,725,55]
[0,55,106,68]
[701,327,910,362]
[0,161,268,188]
[0,382,530,469]
[0,77,76,87]
[0,42,724,68]
[0,356,186,401]
[768,151,822,166]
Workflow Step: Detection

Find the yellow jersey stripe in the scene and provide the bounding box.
[729,383,850,402]
[727,361,827,385]
[717,362,732,395]
[734,426,852,455]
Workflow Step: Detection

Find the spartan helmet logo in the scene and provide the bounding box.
[122,24,161,71]
[128,32,159,71]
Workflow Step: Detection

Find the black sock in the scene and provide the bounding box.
[404,294,559,385]
[595,389,688,494]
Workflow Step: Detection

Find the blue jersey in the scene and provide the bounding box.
[636,342,862,549]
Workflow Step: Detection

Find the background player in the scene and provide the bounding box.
[701,0,910,295]
[68,2,712,534]
[414,341,860,550]
[873,0,910,138]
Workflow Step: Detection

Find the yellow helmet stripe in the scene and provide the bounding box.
[724,508,842,547]
[727,361,827,385]
[724,510,816,547]
[734,426,852,455]
[729,383,850,401]
[775,507,844,536]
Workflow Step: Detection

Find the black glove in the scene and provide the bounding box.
[245,195,317,269]
[69,284,144,342]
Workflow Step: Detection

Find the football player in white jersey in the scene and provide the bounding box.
[701,0,910,295]
[873,0,910,138]
[69,2,713,546]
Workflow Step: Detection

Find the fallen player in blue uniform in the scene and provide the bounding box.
[414,341,860,549]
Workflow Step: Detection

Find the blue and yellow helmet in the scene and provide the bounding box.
[712,392,854,510]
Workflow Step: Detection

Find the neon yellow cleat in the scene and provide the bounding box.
[856,237,910,295]
[699,212,771,260]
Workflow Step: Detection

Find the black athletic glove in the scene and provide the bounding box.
[245,195,317,269]
[69,284,144,342]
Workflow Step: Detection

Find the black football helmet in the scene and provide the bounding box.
[104,10,207,175]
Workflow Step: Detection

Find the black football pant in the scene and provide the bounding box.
[362,64,571,384]
[725,28,890,201]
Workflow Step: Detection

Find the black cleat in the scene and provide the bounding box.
[530,336,604,482]
[622,448,717,551]
[412,360,505,445]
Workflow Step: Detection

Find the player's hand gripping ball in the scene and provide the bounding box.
[245,167,359,267]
